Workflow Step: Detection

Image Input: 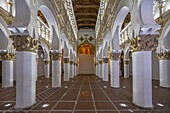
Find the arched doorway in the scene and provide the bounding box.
[78,43,95,75]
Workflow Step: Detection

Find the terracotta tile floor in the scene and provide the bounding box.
[0,75,170,113]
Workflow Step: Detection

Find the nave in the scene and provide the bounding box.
[0,75,170,113]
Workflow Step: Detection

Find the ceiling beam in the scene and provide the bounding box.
[76,13,97,16]
[78,23,96,26]
[77,18,96,22]
[75,5,99,8]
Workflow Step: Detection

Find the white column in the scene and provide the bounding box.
[102,57,109,81]
[159,60,170,87]
[74,63,77,76]
[16,52,36,109]
[96,63,98,76]
[123,59,130,78]
[2,60,14,87]
[110,50,121,88]
[51,52,62,87]
[76,63,79,75]
[63,57,69,81]
[70,61,74,78]
[72,62,75,77]
[98,60,102,78]
[35,58,38,81]
[132,51,152,108]
[44,60,50,78]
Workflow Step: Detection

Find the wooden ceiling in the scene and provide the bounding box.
[72,0,100,30]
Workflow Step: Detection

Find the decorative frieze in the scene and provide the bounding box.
[70,61,74,65]
[157,50,170,60]
[123,59,130,65]
[51,52,62,60]
[0,52,15,60]
[10,35,39,53]
[63,58,69,63]
[102,58,109,63]
[130,34,159,52]
[110,50,121,60]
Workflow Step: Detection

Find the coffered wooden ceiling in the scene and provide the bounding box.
[72,0,100,30]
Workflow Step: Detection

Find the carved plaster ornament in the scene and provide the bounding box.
[102,57,109,63]
[123,59,130,65]
[10,35,39,53]
[110,50,121,60]
[130,34,159,52]
[63,57,69,63]
[70,61,74,65]
[51,52,62,60]
[0,52,15,60]
[157,50,170,60]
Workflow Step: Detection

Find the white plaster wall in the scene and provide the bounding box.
[152,52,159,80]
[78,54,94,74]
[78,29,95,46]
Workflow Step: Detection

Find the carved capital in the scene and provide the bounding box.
[10,35,39,53]
[0,52,15,60]
[70,61,74,65]
[130,34,159,52]
[98,60,102,65]
[51,52,62,60]
[63,58,69,63]
[124,59,130,65]
[110,50,121,60]
[157,50,170,60]
[44,60,50,64]
[102,58,109,63]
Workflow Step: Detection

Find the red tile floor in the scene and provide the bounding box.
[0,75,170,113]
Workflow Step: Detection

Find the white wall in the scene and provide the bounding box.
[78,54,94,74]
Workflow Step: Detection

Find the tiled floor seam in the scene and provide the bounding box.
[49,77,81,113]
[72,76,85,113]
[93,76,120,113]
[88,76,98,113]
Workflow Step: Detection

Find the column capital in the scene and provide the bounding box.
[10,35,39,53]
[102,57,109,63]
[110,50,121,60]
[0,52,15,60]
[124,59,130,64]
[51,51,62,60]
[70,61,74,65]
[63,57,69,63]
[44,59,50,64]
[130,34,159,52]
[98,60,102,65]
[157,50,170,60]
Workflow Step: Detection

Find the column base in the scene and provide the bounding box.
[15,102,36,110]
[131,101,154,109]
